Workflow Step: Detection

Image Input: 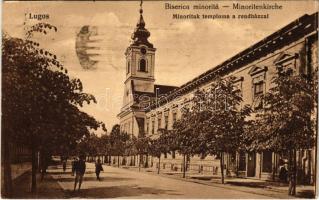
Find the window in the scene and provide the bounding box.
[158,118,162,129]
[127,61,130,74]
[136,118,144,135]
[164,115,168,129]
[253,80,264,109]
[249,66,267,109]
[238,152,246,171]
[151,121,155,134]
[172,151,175,159]
[139,59,146,72]
[274,53,298,72]
[172,112,177,124]
[228,152,237,171]
[254,81,264,97]
[262,150,272,173]
[233,77,244,97]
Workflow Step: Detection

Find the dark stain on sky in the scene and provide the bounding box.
[75,25,101,70]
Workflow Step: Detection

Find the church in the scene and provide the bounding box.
[117,5,178,136]
[118,3,318,182]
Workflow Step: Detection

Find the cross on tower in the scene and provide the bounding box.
[140,0,143,14]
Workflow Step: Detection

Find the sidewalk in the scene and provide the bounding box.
[12,170,68,198]
[109,163,315,199]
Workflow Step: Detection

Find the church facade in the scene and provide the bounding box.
[118,6,318,182]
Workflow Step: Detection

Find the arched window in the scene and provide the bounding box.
[127,61,130,74]
[139,59,146,72]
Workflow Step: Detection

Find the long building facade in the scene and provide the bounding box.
[118,6,318,183]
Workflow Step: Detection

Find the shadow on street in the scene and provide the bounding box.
[46,167,183,198]
[64,185,182,198]
[48,171,95,175]
[295,190,315,199]
[56,176,134,182]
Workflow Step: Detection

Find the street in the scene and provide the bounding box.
[48,163,273,199]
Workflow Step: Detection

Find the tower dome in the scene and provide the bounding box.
[131,1,153,48]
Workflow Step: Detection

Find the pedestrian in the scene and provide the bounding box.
[74,155,86,192]
[62,159,67,172]
[278,159,288,183]
[71,157,78,176]
[95,158,103,181]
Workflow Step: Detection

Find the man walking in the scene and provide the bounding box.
[73,155,86,192]
[71,157,78,176]
[95,158,103,181]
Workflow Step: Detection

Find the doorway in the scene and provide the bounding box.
[247,152,256,177]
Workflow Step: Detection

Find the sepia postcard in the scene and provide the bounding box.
[1,0,318,199]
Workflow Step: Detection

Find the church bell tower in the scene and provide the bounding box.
[123,2,156,106]
[118,0,156,136]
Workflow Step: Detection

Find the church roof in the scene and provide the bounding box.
[154,84,179,95]
[132,84,179,103]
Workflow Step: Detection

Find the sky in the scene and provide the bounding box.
[3,1,318,134]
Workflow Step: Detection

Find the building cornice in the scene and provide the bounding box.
[146,12,318,111]
[124,76,155,84]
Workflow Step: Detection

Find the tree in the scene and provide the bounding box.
[2,23,100,195]
[100,132,111,164]
[109,124,130,167]
[134,136,150,171]
[77,124,109,163]
[126,135,138,166]
[246,67,315,196]
[190,76,251,183]
[148,129,171,174]
[172,108,197,178]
